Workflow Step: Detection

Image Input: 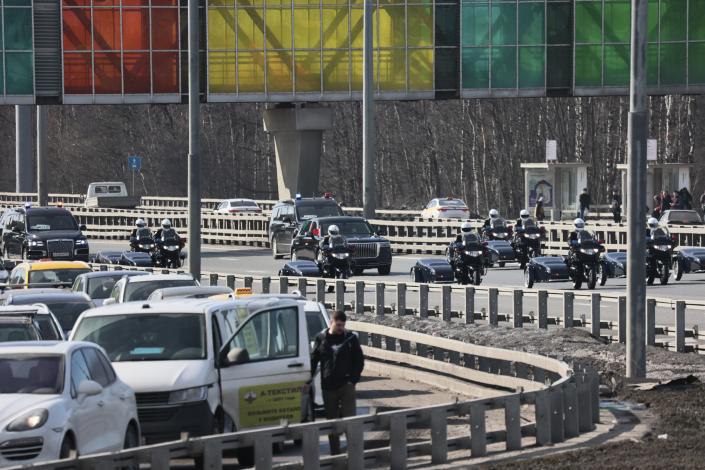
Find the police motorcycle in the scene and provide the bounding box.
[129,219,156,255]
[512,210,544,270]
[447,223,486,285]
[567,219,605,290]
[645,218,675,285]
[154,219,185,269]
[317,225,353,279]
[481,210,516,267]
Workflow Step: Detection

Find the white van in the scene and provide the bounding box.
[70,296,330,465]
[84,182,140,209]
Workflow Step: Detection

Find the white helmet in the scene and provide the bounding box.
[328,225,340,236]
[161,218,172,229]
[647,217,659,229]
[489,209,499,219]
[573,218,585,229]
[520,209,530,219]
[460,222,473,233]
[135,218,146,228]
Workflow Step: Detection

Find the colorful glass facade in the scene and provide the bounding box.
[1,0,34,100]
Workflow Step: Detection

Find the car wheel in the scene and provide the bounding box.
[673,258,683,281]
[378,265,391,276]
[123,424,139,450]
[59,435,76,460]
[272,239,283,260]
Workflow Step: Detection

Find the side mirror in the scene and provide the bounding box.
[103,298,116,306]
[220,347,250,367]
[79,224,87,231]
[77,380,103,399]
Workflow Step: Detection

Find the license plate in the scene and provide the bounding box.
[52,252,69,257]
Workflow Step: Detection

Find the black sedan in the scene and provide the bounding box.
[673,247,705,281]
[598,251,627,285]
[290,217,392,275]
[524,256,571,288]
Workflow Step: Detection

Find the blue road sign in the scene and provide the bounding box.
[128,155,142,171]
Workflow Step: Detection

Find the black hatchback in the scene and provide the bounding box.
[1,206,89,261]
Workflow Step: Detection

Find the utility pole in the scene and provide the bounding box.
[15,106,33,193]
[187,0,201,278]
[626,0,648,378]
[36,106,48,206]
[362,0,376,219]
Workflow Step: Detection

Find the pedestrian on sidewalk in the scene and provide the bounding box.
[308,310,365,455]
[579,188,591,220]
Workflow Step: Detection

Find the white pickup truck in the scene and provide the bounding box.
[84,182,141,209]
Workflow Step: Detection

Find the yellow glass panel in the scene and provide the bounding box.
[208,8,236,50]
[408,48,433,90]
[377,6,405,48]
[237,50,265,91]
[208,51,237,92]
[408,6,432,47]
[237,8,264,49]
[322,49,350,91]
[351,49,363,90]
[350,8,363,48]
[295,51,321,92]
[377,48,405,90]
[267,51,293,92]
[208,0,231,6]
[265,8,292,49]
[322,8,351,49]
[294,8,321,49]
[236,0,263,7]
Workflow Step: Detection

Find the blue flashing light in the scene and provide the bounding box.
[24,202,31,209]
[295,193,302,200]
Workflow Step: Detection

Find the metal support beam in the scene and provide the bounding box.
[362,0,376,218]
[626,0,648,379]
[36,106,48,206]
[187,0,201,278]
[15,105,32,192]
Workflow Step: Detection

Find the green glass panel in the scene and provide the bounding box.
[575,2,602,43]
[546,45,571,88]
[461,4,489,46]
[491,46,516,88]
[4,8,32,50]
[660,0,687,41]
[435,5,459,46]
[660,42,686,84]
[518,3,544,45]
[547,2,571,44]
[689,43,705,84]
[5,52,33,94]
[604,44,629,86]
[519,46,544,88]
[461,47,489,88]
[690,0,705,40]
[647,43,659,85]
[407,6,432,47]
[491,4,516,46]
[648,0,659,41]
[574,44,602,86]
[4,0,31,5]
[0,55,3,94]
[604,2,630,43]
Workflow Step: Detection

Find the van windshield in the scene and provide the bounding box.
[72,313,206,362]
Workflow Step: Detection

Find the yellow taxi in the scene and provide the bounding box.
[7,260,91,289]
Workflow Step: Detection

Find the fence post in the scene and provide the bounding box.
[646,298,656,346]
[675,300,686,353]
[279,276,289,294]
[430,409,448,464]
[504,395,522,451]
[488,288,498,326]
[209,273,218,286]
[563,382,579,438]
[470,403,486,456]
[254,434,273,470]
[297,278,307,297]
[336,281,345,312]
[389,414,407,469]
[226,275,235,290]
[99,264,107,271]
[419,284,429,318]
[513,289,523,328]
[261,277,271,294]
[347,421,364,470]
[376,283,385,317]
[316,279,326,302]
[244,276,253,289]
[442,285,452,322]
[397,283,406,316]
[534,388,552,446]
[590,293,601,337]
[465,287,475,324]
[538,290,548,329]
[563,292,574,328]
[355,281,365,313]
[301,427,320,469]
[550,387,565,443]
[618,295,627,343]
[577,369,594,432]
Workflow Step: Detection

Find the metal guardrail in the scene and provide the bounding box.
[11,319,598,470]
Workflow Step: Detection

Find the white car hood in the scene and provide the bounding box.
[112,360,212,393]
[0,394,59,424]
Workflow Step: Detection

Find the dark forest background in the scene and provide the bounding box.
[0,95,702,216]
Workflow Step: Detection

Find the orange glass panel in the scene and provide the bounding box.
[93,0,119,6]
[62,8,92,51]
[94,52,122,93]
[153,52,179,93]
[124,52,151,93]
[123,8,150,50]
[93,9,120,51]
[63,53,92,94]
[152,8,179,50]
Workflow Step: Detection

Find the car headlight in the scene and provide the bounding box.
[6,409,48,432]
[527,233,540,239]
[464,250,482,257]
[580,248,598,255]
[495,233,507,238]
[332,253,350,259]
[164,245,180,251]
[28,240,44,247]
[168,386,208,404]
[654,245,671,251]
[75,239,87,246]
[545,267,551,273]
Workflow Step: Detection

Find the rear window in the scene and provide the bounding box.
[0,321,40,342]
[231,200,258,207]
[108,186,122,193]
[296,203,344,220]
[666,211,702,224]
[124,279,198,302]
[439,199,466,207]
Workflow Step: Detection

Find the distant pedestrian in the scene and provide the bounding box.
[660,190,672,214]
[652,193,662,218]
[309,310,364,455]
[680,187,693,210]
[579,188,591,220]
[672,192,683,210]
[534,196,545,222]
[611,190,622,223]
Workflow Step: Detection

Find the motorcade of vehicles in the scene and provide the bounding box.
[566,230,606,289]
[6,261,91,289]
[0,305,64,340]
[103,274,199,305]
[71,271,149,306]
[598,251,627,286]
[0,341,139,465]
[214,199,262,215]
[646,227,675,285]
[2,292,94,337]
[153,227,185,269]
[447,232,486,285]
[481,218,516,267]
[70,296,330,466]
[84,182,140,209]
[523,256,572,288]
[420,198,470,219]
[1,206,89,261]
[269,194,344,260]
[289,217,392,275]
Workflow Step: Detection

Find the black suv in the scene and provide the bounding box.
[269,196,344,259]
[1,206,89,261]
[290,216,393,275]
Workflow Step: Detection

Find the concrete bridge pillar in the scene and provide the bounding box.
[15,105,33,192]
[263,106,332,200]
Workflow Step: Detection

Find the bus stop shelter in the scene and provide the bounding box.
[521,162,588,221]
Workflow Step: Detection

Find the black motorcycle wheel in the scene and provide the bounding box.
[473,269,482,286]
[646,270,655,286]
[519,261,526,270]
[673,258,683,281]
[524,268,534,288]
[587,267,597,290]
[660,263,669,285]
[598,263,607,286]
[572,273,583,290]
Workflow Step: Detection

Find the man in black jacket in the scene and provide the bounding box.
[308,310,364,455]
[579,188,591,220]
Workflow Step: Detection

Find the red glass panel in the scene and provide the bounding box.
[62,0,89,6]
[94,52,122,93]
[92,0,118,6]
[151,8,179,50]
[122,0,149,5]
[93,9,120,50]
[123,8,150,50]
[123,52,151,93]
[62,8,92,51]
[152,51,179,93]
[152,0,177,5]
[63,53,92,94]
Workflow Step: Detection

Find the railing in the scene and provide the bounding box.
[11,320,598,470]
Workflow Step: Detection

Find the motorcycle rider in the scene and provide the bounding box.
[646,217,659,237]
[320,225,346,251]
[154,218,180,242]
[514,209,532,232]
[130,218,150,239]
[568,218,586,245]
[448,222,474,265]
[481,209,500,233]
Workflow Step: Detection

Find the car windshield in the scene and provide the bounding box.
[439,199,466,207]
[87,275,124,300]
[296,203,344,220]
[666,211,703,224]
[29,269,90,286]
[72,314,206,362]
[124,279,197,302]
[230,200,258,207]
[0,322,41,342]
[0,355,64,394]
[320,220,372,236]
[41,301,93,333]
[26,214,78,232]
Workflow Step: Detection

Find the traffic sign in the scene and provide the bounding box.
[128,155,142,171]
